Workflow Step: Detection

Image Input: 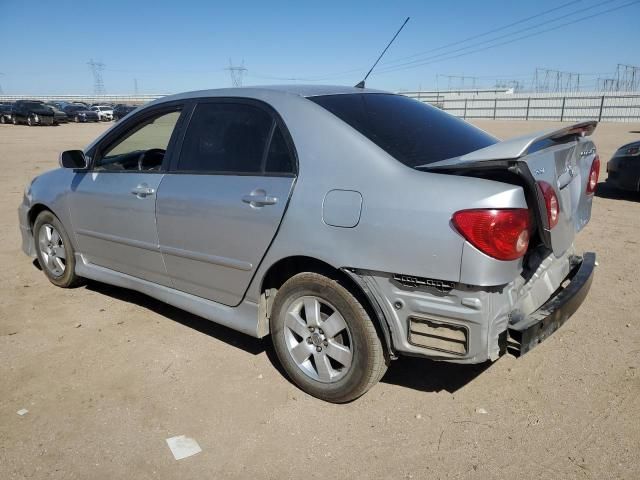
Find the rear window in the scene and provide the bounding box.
[309,93,497,167]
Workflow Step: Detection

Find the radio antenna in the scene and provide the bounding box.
[355,16,410,88]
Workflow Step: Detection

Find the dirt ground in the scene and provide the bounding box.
[1,119,639,480]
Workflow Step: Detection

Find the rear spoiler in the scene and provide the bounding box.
[421,121,597,169]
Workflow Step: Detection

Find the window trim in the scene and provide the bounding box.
[88,100,189,174]
[168,97,298,178]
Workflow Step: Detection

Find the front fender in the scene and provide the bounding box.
[21,168,79,252]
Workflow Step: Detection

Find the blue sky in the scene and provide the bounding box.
[0,0,638,94]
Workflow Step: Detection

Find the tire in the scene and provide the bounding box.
[33,211,83,288]
[0,116,5,124]
[12,116,18,125]
[74,116,80,123]
[270,272,387,403]
[27,116,33,126]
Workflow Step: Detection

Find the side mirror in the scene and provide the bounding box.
[59,150,88,169]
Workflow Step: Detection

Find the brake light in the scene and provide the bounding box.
[537,181,559,229]
[586,155,600,194]
[452,209,531,261]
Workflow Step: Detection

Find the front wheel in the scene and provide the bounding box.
[270,272,387,403]
[33,211,83,288]
[27,116,34,126]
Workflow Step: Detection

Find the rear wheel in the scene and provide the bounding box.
[33,211,83,288]
[12,116,18,125]
[0,116,5,124]
[270,272,387,403]
[27,116,34,126]
[74,115,80,123]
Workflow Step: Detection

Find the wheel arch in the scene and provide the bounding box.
[259,255,395,359]
[28,203,55,228]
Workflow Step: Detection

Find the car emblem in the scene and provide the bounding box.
[580,147,596,157]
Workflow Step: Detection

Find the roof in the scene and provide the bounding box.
[154,84,389,105]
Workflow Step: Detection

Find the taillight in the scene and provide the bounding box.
[452,209,531,261]
[586,155,600,194]
[537,181,559,229]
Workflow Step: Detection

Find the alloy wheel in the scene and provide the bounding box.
[38,223,66,277]
[284,296,353,383]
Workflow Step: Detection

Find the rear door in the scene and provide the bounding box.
[156,99,296,306]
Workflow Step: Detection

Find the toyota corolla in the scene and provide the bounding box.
[19,86,598,402]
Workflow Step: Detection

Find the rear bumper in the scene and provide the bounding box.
[507,252,595,356]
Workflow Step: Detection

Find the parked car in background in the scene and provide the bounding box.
[63,105,99,123]
[91,105,114,121]
[50,101,72,111]
[606,140,640,192]
[12,100,56,126]
[113,104,138,121]
[18,86,598,402]
[44,103,69,124]
[0,102,14,124]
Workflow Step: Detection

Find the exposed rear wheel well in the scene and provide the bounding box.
[261,256,393,359]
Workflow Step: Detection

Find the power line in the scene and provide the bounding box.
[283,0,585,82]
[253,0,610,82]
[380,0,582,67]
[374,0,622,74]
[372,0,640,76]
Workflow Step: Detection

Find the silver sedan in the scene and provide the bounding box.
[19,86,598,402]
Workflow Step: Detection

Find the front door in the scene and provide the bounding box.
[156,100,296,306]
[68,107,183,285]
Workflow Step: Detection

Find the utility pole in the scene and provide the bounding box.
[87,59,106,95]
[225,59,247,87]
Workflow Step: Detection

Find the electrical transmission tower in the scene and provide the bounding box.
[436,74,478,90]
[597,77,618,92]
[534,68,580,93]
[226,59,247,87]
[87,59,106,95]
[615,64,640,92]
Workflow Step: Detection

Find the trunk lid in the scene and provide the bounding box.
[421,121,598,257]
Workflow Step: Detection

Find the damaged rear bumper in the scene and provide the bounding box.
[507,252,596,356]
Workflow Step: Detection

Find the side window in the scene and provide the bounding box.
[96,110,181,172]
[265,126,295,174]
[177,103,273,174]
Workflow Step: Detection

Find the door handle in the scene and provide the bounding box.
[242,193,278,207]
[131,184,155,198]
